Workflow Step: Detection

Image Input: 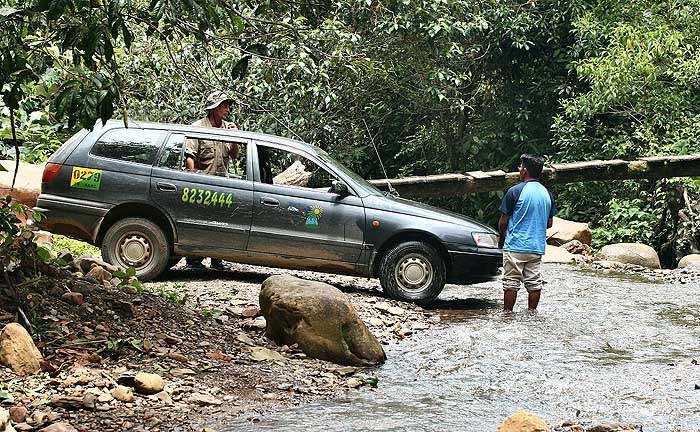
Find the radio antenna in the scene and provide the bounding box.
[363,119,398,197]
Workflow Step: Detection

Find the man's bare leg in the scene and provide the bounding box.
[503,290,517,312]
[528,289,541,311]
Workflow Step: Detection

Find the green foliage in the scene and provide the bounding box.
[591,197,662,250]
[200,308,223,319]
[153,282,188,305]
[52,235,100,258]
[112,267,143,292]
[99,337,142,357]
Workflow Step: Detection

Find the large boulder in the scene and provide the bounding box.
[542,245,576,264]
[260,275,386,366]
[498,411,551,432]
[678,254,700,269]
[595,243,661,269]
[0,323,43,376]
[546,217,592,246]
[0,160,45,211]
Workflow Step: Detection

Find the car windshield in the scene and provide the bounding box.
[315,148,384,196]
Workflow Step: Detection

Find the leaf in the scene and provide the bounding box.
[125,267,136,277]
[231,55,250,80]
[46,0,67,20]
[122,22,133,49]
[36,246,51,262]
[0,7,22,19]
[112,270,127,279]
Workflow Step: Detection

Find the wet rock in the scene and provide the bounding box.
[260,274,386,366]
[241,306,260,317]
[189,393,223,406]
[85,265,112,283]
[60,292,84,306]
[546,217,592,246]
[498,411,551,432]
[133,372,165,395]
[678,254,700,269]
[110,385,135,402]
[595,243,660,269]
[587,424,641,432]
[1,408,15,432]
[560,240,592,256]
[9,406,27,423]
[49,395,84,410]
[543,245,576,264]
[38,423,78,432]
[0,323,43,376]
[249,347,285,362]
[109,300,136,317]
[74,255,118,274]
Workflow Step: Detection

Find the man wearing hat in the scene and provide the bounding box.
[184,90,239,270]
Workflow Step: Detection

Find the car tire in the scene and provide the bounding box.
[101,217,169,282]
[378,240,446,305]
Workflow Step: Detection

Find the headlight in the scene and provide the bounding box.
[472,232,499,248]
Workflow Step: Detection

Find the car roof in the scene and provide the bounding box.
[99,119,321,156]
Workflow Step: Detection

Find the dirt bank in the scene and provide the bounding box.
[0,260,437,432]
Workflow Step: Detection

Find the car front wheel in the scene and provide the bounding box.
[378,241,446,305]
[101,217,170,282]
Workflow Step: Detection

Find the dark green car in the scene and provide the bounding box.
[35,120,502,304]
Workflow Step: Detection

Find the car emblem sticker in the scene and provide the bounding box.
[303,205,323,228]
[70,167,102,191]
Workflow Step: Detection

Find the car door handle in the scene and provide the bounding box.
[156,182,177,192]
[260,197,279,207]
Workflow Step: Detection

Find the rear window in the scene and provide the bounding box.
[91,128,165,165]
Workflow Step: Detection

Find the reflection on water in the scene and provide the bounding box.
[224,265,700,432]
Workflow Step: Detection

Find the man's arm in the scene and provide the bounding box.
[498,214,509,249]
[185,156,195,171]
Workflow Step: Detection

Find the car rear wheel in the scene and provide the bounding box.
[101,217,169,282]
[378,241,446,305]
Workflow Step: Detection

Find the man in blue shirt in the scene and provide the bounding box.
[498,154,557,312]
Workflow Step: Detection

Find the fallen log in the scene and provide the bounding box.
[368,155,700,198]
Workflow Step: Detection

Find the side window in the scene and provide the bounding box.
[258,146,338,191]
[91,128,165,165]
[158,134,185,170]
[183,136,248,180]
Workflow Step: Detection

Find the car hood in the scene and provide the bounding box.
[362,194,497,234]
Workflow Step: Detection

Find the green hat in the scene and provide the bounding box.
[204,91,233,111]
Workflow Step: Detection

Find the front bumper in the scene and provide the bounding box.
[446,247,502,284]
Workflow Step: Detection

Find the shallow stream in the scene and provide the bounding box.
[224,265,699,431]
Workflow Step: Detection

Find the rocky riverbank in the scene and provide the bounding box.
[0,258,436,432]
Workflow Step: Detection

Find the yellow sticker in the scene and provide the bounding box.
[70,166,103,191]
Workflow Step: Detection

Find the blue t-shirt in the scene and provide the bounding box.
[499,180,557,255]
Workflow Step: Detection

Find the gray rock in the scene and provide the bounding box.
[596,243,661,269]
[260,274,386,366]
[678,254,700,269]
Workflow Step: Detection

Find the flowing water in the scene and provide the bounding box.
[224,265,700,431]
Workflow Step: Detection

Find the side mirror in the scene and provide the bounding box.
[330,180,350,196]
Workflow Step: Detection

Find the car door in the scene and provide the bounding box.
[247,141,365,262]
[150,132,253,253]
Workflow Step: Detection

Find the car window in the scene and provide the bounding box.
[183,135,248,180]
[258,145,338,191]
[91,128,165,165]
[158,134,185,169]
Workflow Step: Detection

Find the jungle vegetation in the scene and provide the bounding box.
[1,0,699,265]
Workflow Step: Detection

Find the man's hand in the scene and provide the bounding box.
[224,121,238,130]
[185,156,195,171]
